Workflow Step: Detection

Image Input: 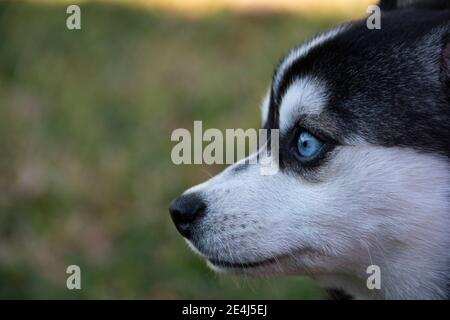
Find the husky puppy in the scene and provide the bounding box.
[169,0,450,299]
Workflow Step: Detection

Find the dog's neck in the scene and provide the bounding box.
[320,269,449,300]
[317,236,450,300]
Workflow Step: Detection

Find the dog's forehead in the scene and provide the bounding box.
[272,25,348,97]
[277,76,328,133]
[263,25,347,133]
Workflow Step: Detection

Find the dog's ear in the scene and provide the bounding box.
[378,0,398,10]
[379,0,450,11]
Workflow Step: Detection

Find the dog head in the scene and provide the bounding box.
[170,0,450,299]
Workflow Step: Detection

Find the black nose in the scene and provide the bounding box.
[169,193,206,239]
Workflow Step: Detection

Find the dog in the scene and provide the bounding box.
[169,0,450,299]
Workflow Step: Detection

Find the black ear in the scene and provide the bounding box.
[379,0,450,11]
[378,0,398,10]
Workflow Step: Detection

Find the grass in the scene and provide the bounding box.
[0,1,352,299]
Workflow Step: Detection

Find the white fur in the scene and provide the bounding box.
[278,77,328,131]
[184,146,450,299]
[261,89,271,125]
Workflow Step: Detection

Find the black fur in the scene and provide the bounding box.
[270,7,450,160]
[326,288,354,300]
[379,0,450,11]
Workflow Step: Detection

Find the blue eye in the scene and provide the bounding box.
[297,131,324,160]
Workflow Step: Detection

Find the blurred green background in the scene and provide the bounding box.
[0,0,369,299]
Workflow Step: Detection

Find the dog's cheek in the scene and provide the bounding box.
[328,147,450,239]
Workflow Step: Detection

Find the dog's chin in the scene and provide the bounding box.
[206,257,289,276]
[185,239,288,275]
[186,239,321,276]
